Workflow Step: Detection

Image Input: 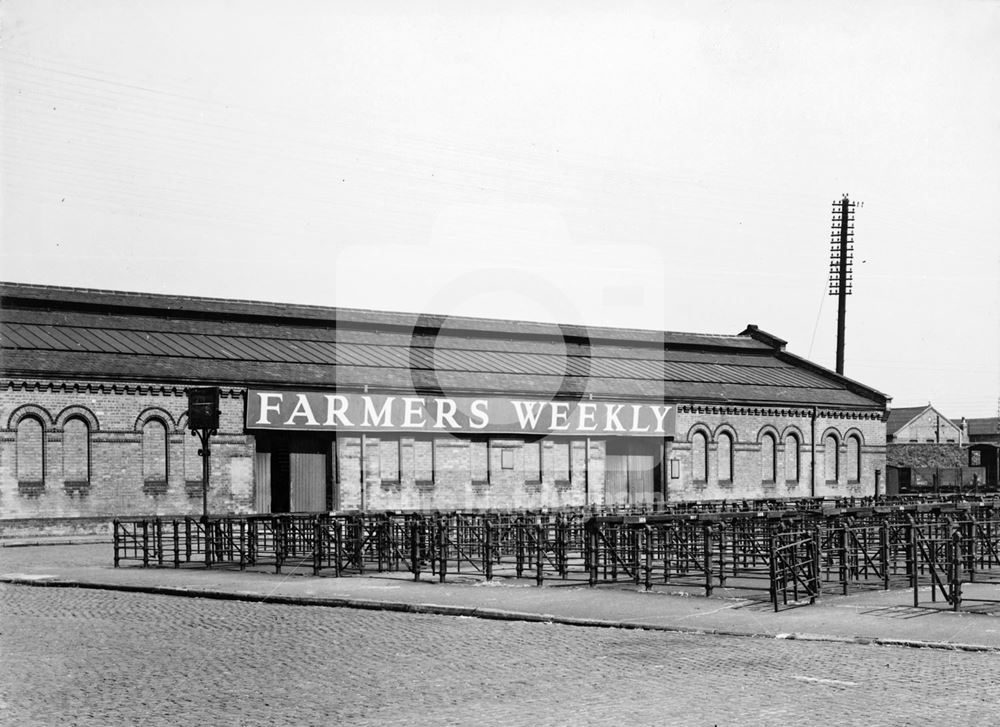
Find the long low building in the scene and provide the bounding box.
[0,282,890,530]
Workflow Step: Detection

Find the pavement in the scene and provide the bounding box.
[3,536,1000,653]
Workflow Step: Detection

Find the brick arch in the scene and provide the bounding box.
[820,428,842,447]
[134,406,178,432]
[55,405,101,431]
[780,424,805,443]
[7,404,55,430]
[685,423,713,442]
[712,423,738,443]
[842,428,865,446]
[756,424,781,444]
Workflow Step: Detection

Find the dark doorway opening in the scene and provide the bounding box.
[605,438,662,507]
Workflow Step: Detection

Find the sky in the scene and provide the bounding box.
[1,1,998,418]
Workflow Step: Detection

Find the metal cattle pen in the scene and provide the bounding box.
[113,496,1000,613]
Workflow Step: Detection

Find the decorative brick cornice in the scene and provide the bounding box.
[3,379,244,399]
[676,403,882,421]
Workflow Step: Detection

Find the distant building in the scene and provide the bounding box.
[885,404,991,493]
[886,405,964,444]
[958,417,1000,444]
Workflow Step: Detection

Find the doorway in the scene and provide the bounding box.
[605,439,662,507]
[254,434,337,513]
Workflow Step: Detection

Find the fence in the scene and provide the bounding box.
[113,495,1000,612]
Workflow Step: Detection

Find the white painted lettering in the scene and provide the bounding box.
[630,404,650,433]
[256,393,284,425]
[577,402,597,431]
[549,402,570,431]
[323,395,353,427]
[511,400,545,429]
[362,396,395,427]
[402,397,426,428]
[650,405,672,433]
[285,394,319,426]
[469,399,489,429]
[604,404,626,432]
[434,398,460,429]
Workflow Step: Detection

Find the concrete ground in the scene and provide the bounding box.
[3,539,1000,652]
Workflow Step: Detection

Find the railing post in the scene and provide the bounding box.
[811,529,822,604]
[880,520,889,590]
[643,526,652,592]
[769,533,778,612]
[703,524,713,597]
[113,520,120,567]
[155,518,164,566]
[173,520,180,568]
[313,518,322,576]
[484,521,494,582]
[141,520,149,568]
[410,518,421,581]
[586,519,597,587]
[437,515,447,583]
[536,519,544,586]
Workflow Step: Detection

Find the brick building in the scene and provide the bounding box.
[0,283,890,533]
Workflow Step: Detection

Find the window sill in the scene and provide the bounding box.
[18,480,45,498]
[143,479,168,497]
[63,480,91,497]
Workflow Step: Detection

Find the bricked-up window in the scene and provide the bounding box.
[470,439,488,486]
[847,435,861,483]
[16,416,45,489]
[717,433,733,482]
[414,438,434,488]
[142,418,168,487]
[692,431,708,483]
[524,441,542,487]
[379,437,400,484]
[63,417,90,484]
[761,433,777,484]
[553,441,570,488]
[784,434,800,483]
[824,434,839,483]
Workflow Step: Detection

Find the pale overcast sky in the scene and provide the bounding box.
[2,1,998,417]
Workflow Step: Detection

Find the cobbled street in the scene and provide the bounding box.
[1,584,998,726]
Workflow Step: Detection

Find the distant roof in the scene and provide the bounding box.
[0,282,890,410]
[886,406,932,435]
[962,418,1000,437]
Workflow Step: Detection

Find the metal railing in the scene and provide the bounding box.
[113,496,1000,612]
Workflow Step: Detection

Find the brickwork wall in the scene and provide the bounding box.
[2,380,888,527]
[1,382,255,522]
[666,406,886,501]
[340,435,598,511]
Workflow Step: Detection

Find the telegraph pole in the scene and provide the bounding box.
[829,195,857,375]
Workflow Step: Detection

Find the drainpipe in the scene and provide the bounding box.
[810,407,818,498]
[360,434,367,512]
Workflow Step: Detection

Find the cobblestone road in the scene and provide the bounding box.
[2,584,998,726]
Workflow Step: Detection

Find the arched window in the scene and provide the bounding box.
[63,417,90,485]
[824,434,839,483]
[692,431,708,483]
[847,435,862,483]
[717,432,733,482]
[142,418,168,493]
[17,416,45,492]
[761,432,777,483]
[784,433,800,483]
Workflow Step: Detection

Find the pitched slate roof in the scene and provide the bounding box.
[0,282,889,410]
[962,418,999,438]
[885,406,931,437]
